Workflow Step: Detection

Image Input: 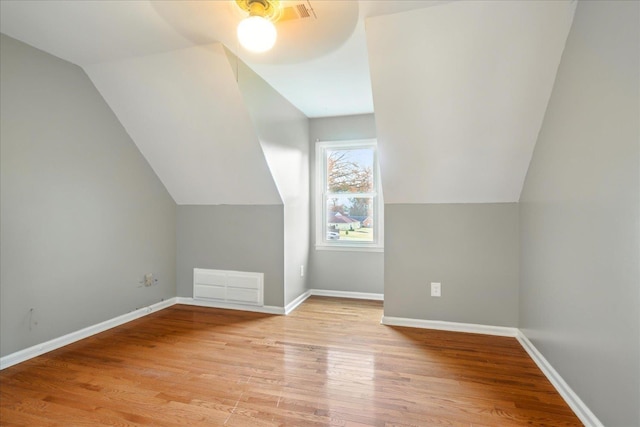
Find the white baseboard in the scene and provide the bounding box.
[285,291,311,314]
[380,315,602,426]
[309,289,384,301]
[0,297,177,370]
[284,289,382,314]
[516,332,604,427]
[178,290,380,316]
[1,295,289,370]
[381,316,518,337]
[0,295,605,427]
[176,297,285,315]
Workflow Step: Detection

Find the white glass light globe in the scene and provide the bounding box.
[237,16,277,53]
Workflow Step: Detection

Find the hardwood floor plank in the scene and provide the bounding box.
[0,297,582,426]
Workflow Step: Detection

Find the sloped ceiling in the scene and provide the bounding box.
[0,0,578,205]
[368,0,576,203]
[234,1,452,117]
[85,43,281,205]
[0,1,450,118]
[0,1,192,66]
[227,49,309,204]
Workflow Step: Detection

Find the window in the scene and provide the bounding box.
[316,139,383,251]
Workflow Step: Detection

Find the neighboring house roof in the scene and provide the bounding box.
[328,213,359,224]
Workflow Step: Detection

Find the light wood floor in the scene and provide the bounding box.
[0,297,581,426]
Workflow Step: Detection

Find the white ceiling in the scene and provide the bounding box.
[0,0,577,204]
[0,0,448,118]
[85,43,281,205]
[368,0,576,203]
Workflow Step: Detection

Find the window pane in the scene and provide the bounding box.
[326,148,374,193]
[326,196,374,242]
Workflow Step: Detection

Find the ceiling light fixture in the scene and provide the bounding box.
[235,0,281,53]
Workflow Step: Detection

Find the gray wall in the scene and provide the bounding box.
[176,205,285,307]
[0,34,177,357]
[384,204,519,326]
[230,51,310,306]
[309,114,384,294]
[519,1,639,425]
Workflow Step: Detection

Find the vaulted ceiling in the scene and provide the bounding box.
[0,0,448,117]
[0,0,576,205]
[368,0,576,203]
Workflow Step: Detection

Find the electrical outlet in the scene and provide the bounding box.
[300,265,304,277]
[430,282,441,297]
[144,273,154,287]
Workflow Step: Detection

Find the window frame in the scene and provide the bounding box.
[315,139,384,252]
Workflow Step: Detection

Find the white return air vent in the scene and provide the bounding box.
[280,1,316,22]
[193,268,264,306]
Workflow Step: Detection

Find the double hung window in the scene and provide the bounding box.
[315,139,383,251]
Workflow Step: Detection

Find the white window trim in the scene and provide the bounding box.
[315,139,384,252]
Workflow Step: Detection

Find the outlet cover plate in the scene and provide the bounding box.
[431,282,441,297]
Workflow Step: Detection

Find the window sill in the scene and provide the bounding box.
[315,244,384,253]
